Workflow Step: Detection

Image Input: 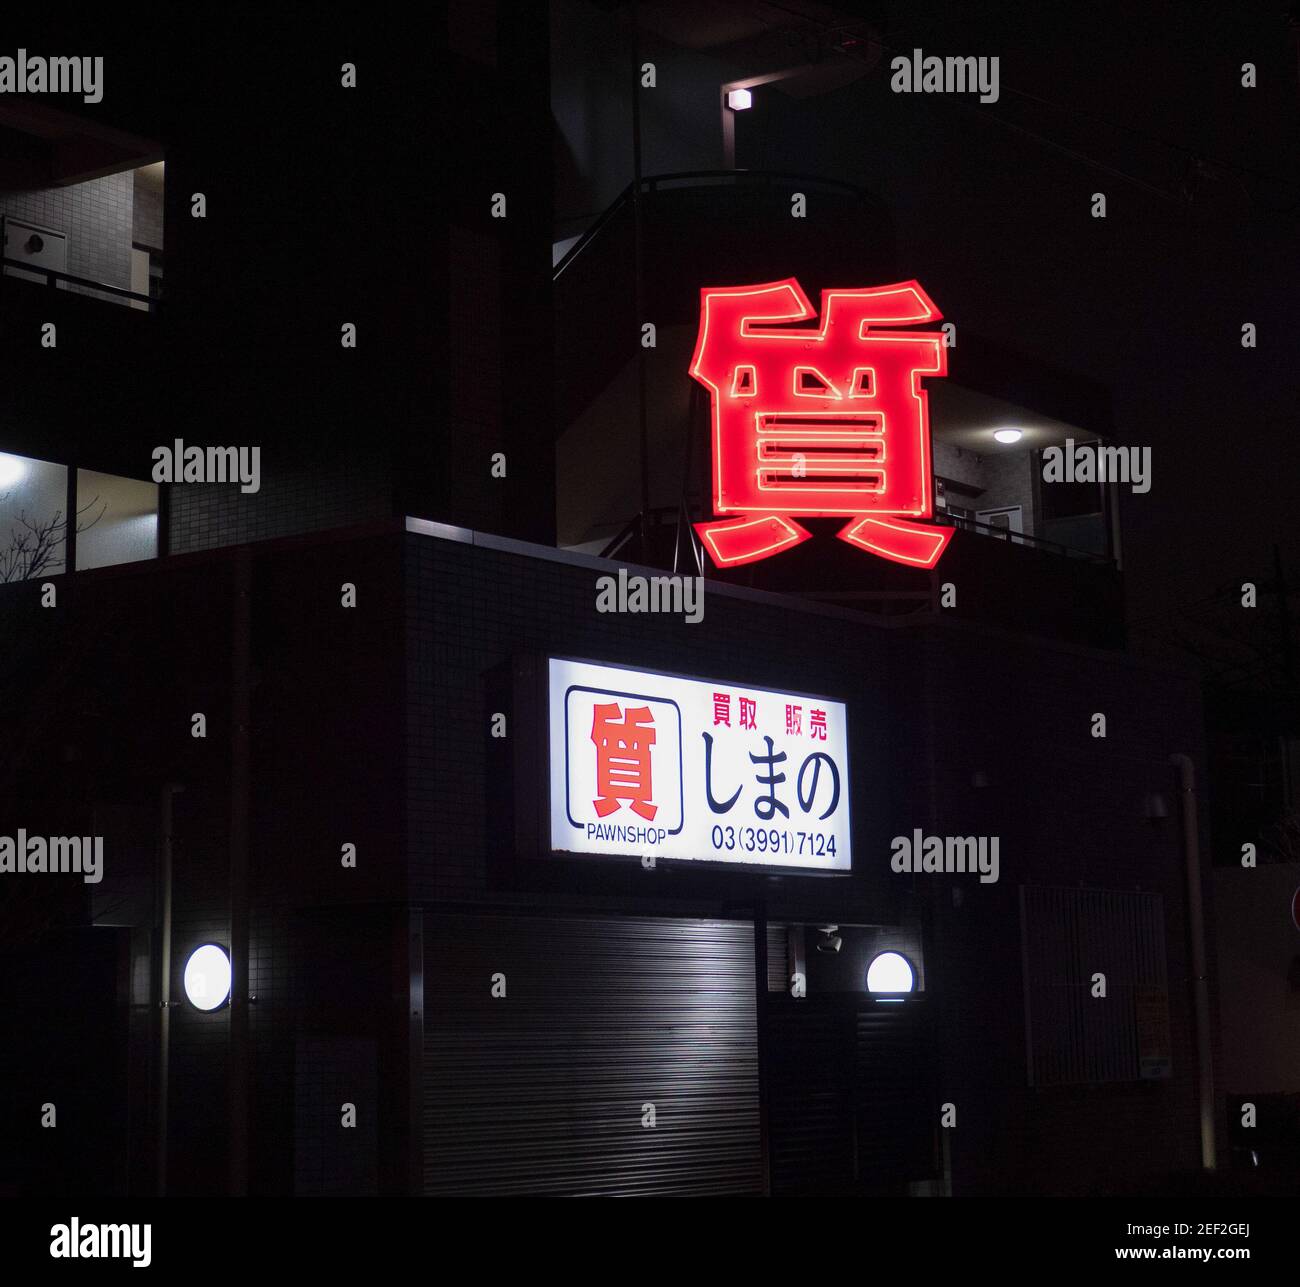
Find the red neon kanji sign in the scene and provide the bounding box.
[689,278,952,569]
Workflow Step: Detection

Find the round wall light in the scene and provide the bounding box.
[183,943,232,1011]
[993,428,1024,445]
[866,950,915,994]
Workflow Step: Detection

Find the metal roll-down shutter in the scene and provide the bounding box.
[766,995,938,1194]
[423,912,762,1196]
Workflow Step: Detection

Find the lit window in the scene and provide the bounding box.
[75,469,159,570]
[0,452,69,582]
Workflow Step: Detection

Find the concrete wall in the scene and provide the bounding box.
[941,441,1040,535]
[934,438,1040,535]
[918,621,1209,1195]
[550,0,736,232]
[978,442,1039,531]
[933,439,985,494]
[0,531,410,1195]
[132,168,164,251]
[1214,862,1300,1095]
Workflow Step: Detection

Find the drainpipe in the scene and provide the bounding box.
[229,549,252,1196]
[628,4,651,552]
[1171,752,1215,1170]
[156,781,184,1196]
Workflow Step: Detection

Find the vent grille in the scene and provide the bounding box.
[1019,885,1170,1086]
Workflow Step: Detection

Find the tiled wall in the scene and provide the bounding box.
[168,452,393,554]
[1,170,134,297]
[405,532,909,917]
[132,171,164,251]
[978,441,1040,531]
[934,438,1039,532]
[105,539,407,1195]
[405,528,1209,1194]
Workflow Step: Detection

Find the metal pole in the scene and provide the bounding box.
[1171,752,1216,1170]
[721,89,735,169]
[155,782,182,1196]
[229,550,252,1194]
[628,4,651,554]
[1274,543,1294,688]
[675,382,701,575]
[64,463,78,577]
[407,908,424,1195]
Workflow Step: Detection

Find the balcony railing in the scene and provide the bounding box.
[1,259,157,313]
[597,506,1113,572]
[554,169,876,282]
[942,512,1113,565]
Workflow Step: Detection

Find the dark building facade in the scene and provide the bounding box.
[2,512,1213,1196]
[2,2,1255,1202]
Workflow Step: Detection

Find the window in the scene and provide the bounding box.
[0,452,69,582]
[0,452,160,581]
[75,469,159,570]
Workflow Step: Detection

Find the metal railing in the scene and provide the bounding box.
[1,255,157,313]
[943,512,1113,565]
[554,170,874,282]
[597,506,700,567]
[597,507,1114,569]
[0,217,158,317]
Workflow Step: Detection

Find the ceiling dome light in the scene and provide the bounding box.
[993,428,1023,444]
[0,454,28,487]
[183,943,232,1011]
[866,950,915,994]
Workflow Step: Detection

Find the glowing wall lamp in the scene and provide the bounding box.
[183,943,232,1011]
[866,950,915,998]
[726,87,753,111]
[993,428,1024,444]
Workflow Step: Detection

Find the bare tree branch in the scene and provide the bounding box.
[0,493,107,583]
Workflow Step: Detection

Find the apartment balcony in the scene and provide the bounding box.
[555,170,895,433]
[0,103,164,317]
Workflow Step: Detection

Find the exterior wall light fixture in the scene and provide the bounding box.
[183,943,232,1011]
[867,950,915,996]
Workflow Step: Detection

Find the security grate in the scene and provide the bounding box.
[1019,885,1171,1086]
[423,912,762,1196]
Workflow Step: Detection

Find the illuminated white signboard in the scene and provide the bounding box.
[547,658,851,871]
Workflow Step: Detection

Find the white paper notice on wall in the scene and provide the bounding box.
[547,657,851,871]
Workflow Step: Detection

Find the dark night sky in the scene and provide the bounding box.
[739,0,1300,633]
